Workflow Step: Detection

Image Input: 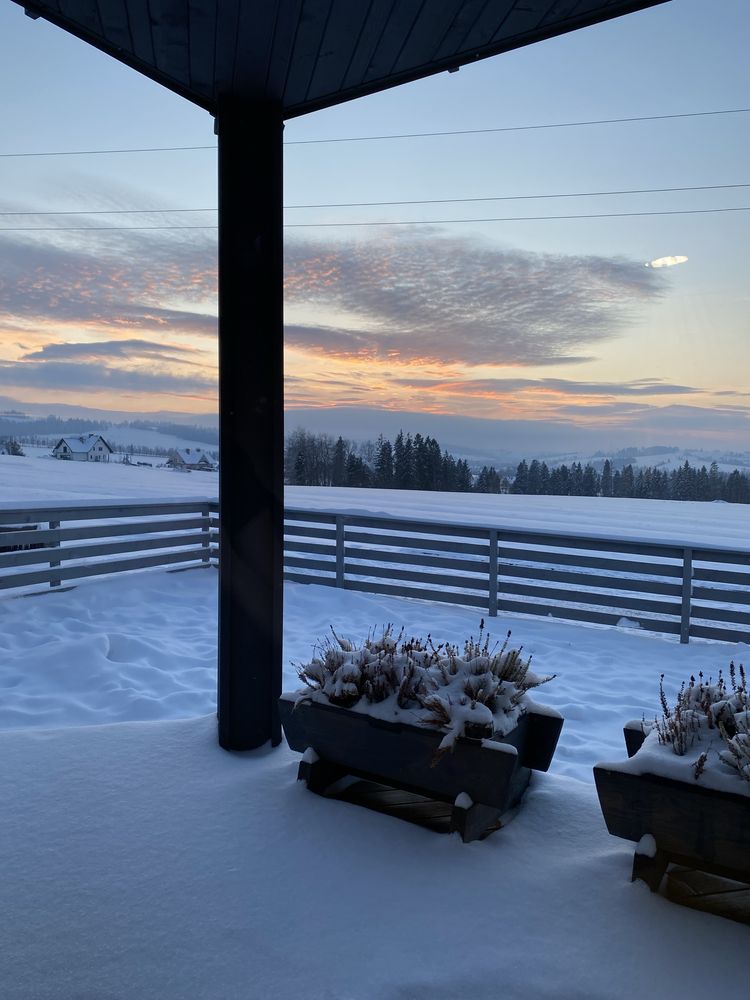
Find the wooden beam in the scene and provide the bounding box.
[217,95,284,750]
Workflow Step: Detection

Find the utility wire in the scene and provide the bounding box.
[0,107,748,158]
[2,181,750,217]
[1,205,749,233]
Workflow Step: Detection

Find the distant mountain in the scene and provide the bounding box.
[284,407,750,471]
[0,395,217,429]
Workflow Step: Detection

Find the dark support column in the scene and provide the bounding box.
[217,95,284,750]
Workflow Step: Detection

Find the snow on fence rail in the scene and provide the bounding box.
[0,500,748,646]
[283,508,750,646]
[0,498,218,593]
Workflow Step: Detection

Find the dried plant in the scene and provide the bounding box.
[294,620,555,761]
[653,674,700,756]
[652,662,750,783]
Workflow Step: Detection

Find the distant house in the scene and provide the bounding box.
[167,447,215,471]
[52,434,113,462]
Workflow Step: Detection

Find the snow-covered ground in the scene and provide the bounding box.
[1,464,748,997]
[0,450,217,503]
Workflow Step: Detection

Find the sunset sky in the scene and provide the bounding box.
[0,0,749,449]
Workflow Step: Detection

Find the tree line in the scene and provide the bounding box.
[286,429,750,504]
[285,429,475,491]
[510,458,750,504]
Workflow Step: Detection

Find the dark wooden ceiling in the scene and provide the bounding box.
[14,0,669,117]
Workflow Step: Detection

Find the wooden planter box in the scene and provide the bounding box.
[594,723,750,917]
[279,694,563,842]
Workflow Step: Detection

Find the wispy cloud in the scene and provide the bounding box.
[0,232,216,336]
[645,255,688,268]
[0,358,216,396]
[285,232,665,366]
[21,339,208,367]
[389,377,702,397]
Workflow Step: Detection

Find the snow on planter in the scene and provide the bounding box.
[594,661,750,893]
[292,621,555,760]
[280,622,563,842]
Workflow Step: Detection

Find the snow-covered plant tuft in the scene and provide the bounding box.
[295,620,554,763]
[652,662,750,783]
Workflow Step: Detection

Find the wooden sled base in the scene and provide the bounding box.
[632,849,750,926]
[297,756,530,843]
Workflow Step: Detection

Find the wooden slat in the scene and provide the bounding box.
[498,545,681,577]
[305,0,373,100]
[119,0,155,62]
[284,570,336,587]
[95,0,132,48]
[0,532,209,570]
[283,0,333,106]
[283,523,337,540]
[498,560,681,596]
[0,548,206,591]
[692,585,750,607]
[343,578,488,609]
[341,514,489,539]
[284,540,335,557]
[186,0,217,93]
[498,597,682,635]
[283,555,336,574]
[432,0,489,59]
[497,579,679,618]
[146,0,191,81]
[362,0,424,81]
[0,515,209,551]
[392,0,466,71]
[689,604,750,627]
[0,499,211,522]
[344,546,487,574]
[344,530,489,556]
[689,622,750,643]
[344,559,488,592]
[692,566,750,587]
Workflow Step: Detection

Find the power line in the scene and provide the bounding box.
[2,181,750,218]
[1,205,748,233]
[285,108,750,145]
[0,107,748,159]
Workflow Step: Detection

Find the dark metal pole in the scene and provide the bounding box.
[216,95,284,750]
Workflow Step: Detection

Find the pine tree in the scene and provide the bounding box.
[374,436,394,488]
[512,460,529,494]
[601,459,613,498]
[332,437,347,487]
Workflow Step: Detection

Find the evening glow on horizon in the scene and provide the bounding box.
[0,0,749,449]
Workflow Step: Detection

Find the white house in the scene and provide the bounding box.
[52,435,113,462]
[167,447,215,471]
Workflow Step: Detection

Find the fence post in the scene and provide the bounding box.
[488,530,498,617]
[680,548,692,644]
[49,519,61,588]
[335,516,345,588]
[201,503,211,564]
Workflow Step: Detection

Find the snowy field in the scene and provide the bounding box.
[1,461,748,998]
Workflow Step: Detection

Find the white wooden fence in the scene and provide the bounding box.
[1,499,748,645]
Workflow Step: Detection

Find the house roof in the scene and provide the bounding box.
[15,1,668,118]
[171,448,213,466]
[54,435,112,454]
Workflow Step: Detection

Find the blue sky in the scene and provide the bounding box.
[0,0,749,450]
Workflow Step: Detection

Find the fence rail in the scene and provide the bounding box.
[0,500,747,645]
[284,508,750,646]
[0,499,218,593]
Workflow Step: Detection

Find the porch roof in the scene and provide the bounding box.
[15,0,668,117]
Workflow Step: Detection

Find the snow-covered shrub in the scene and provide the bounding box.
[295,620,554,761]
[652,662,749,782]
